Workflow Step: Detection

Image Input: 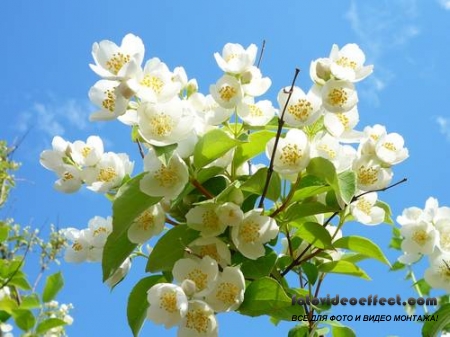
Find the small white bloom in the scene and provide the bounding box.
[375,133,409,166]
[140,149,189,199]
[396,206,424,227]
[90,33,144,80]
[241,66,271,97]
[216,202,244,227]
[186,204,228,238]
[310,57,332,85]
[71,136,104,167]
[436,218,450,253]
[40,136,71,171]
[329,43,373,82]
[323,107,361,141]
[350,192,385,225]
[147,283,188,328]
[424,251,450,292]
[87,216,112,249]
[321,80,358,113]
[188,237,231,267]
[127,203,166,244]
[353,156,393,191]
[237,98,276,127]
[106,257,131,288]
[172,257,218,297]
[88,80,129,121]
[231,209,278,260]
[178,300,218,337]
[266,129,310,176]
[62,228,91,263]
[137,99,195,146]
[205,266,245,312]
[311,132,357,172]
[127,57,181,103]
[83,152,134,193]
[210,75,243,109]
[277,85,322,127]
[53,165,83,193]
[190,92,233,126]
[400,220,438,256]
[214,43,257,74]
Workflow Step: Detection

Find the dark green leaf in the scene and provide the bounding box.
[147,225,200,272]
[103,173,161,281]
[128,275,166,337]
[42,272,64,303]
[233,248,277,279]
[333,236,390,266]
[193,129,240,168]
[302,262,319,285]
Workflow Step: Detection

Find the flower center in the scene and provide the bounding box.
[62,172,74,181]
[337,113,350,129]
[187,269,208,291]
[288,99,313,121]
[215,282,239,305]
[412,229,428,246]
[249,104,264,117]
[106,52,130,75]
[102,89,116,112]
[140,75,164,94]
[336,56,357,69]
[93,227,108,236]
[201,210,220,232]
[317,144,336,159]
[185,308,209,333]
[219,85,237,102]
[81,147,92,158]
[98,167,117,182]
[160,291,178,313]
[135,210,155,231]
[149,113,175,137]
[72,241,83,251]
[280,144,303,166]
[383,142,397,151]
[328,88,348,107]
[357,165,378,186]
[356,199,372,215]
[239,220,260,243]
[154,165,178,187]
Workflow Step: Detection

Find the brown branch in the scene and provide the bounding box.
[190,178,214,199]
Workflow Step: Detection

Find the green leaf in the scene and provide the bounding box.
[0,297,18,314]
[318,261,370,280]
[153,144,178,167]
[286,202,338,222]
[241,167,281,201]
[239,277,303,320]
[292,185,333,203]
[288,325,310,337]
[36,318,67,334]
[12,309,35,331]
[390,260,406,271]
[332,325,356,337]
[9,272,32,291]
[128,275,166,337]
[42,272,64,303]
[337,171,356,205]
[333,236,390,266]
[302,262,319,285]
[414,278,432,297]
[0,224,8,242]
[294,222,333,250]
[147,225,200,273]
[233,130,275,168]
[103,173,161,281]
[376,200,394,225]
[340,253,369,264]
[422,303,450,337]
[20,294,40,309]
[193,129,240,168]
[233,248,277,279]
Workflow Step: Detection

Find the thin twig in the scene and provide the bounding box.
[257,40,266,68]
[270,174,301,217]
[137,140,145,159]
[258,68,300,208]
[190,178,214,199]
[166,217,180,227]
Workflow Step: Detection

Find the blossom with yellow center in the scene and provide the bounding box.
[278,85,322,127]
[178,300,218,337]
[89,80,129,121]
[400,220,437,256]
[127,203,165,244]
[352,156,392,191]
[188,237,232,267]
[214,42,257,74]
[205,267,245,312]
[322,79,358,113]
[350,192,385,225]
[425,252,450,292]
[186,204,228,238]
[210,75,243,109]
[329,43,373,82]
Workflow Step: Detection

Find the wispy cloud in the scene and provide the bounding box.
[435,116,450,141]
[345,0,420,102]
[16,97,91,138]
[438,0,450,10]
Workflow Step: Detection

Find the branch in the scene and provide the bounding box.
[190,178,214,199]
[136,140,145,159]
[259,68,300,208]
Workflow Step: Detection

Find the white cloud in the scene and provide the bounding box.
[438,0,450,10]
[436,116,450,140]
[345,1,420,102]
[16,97,91,138]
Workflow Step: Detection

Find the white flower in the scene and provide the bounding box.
[237,98,276,126]
[358,124,388,155]
[353,156,392,191]
[265,129,310,176]
[375,133,409,165]
[127,203,166,244]
[88,80,129,121]
[241,66,271,97]
[71,136,104,167]
[178,300,218,337]
[216,202,244,227]
[127,57,181,103]
[90,33,144,80]
[190,92,233,126]
[53,165,83,193]
[62,228,91,263]
[400,220,438,256]
[40,136,71,171]
[350,192,385,225]
[310,57,332,85]
[214,43,257,74]
[137,99,195,146]
[87,216,112,250]
[329,43,373,82]
[210,75,243,109]
[204,266,245,312]
[172,256,218,297]
[0,322,13,337]
[321,80,358,113]
[396,206,424,227]
[424,251,450,292]
[106,257,131,288]
[436,218,450,253]
[147,283,188,328]
[323,107,361,141]
[188,237,231,267]
[311,132,357,172]
[83,152,133,193]
[186,204,227,238]
[277,85,322,127]
[231,209,278,260]
[140,149,189,199]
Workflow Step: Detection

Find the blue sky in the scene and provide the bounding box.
[2,0,450,336]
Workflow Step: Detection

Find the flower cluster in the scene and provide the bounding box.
[397,197,450,292]
[40,135,133,193]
